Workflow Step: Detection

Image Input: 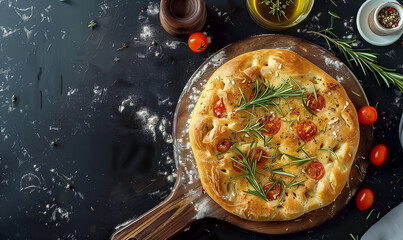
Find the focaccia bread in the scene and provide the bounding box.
[189,49,359,221]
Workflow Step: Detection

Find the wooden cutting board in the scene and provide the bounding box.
[111,35,374,240]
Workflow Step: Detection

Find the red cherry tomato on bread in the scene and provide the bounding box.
[306,161,325,180]
[263,182,282,201]
[259,114,281,136]
[307,93,325,113]
[296,120,317,142]
[356,188,374,210]
[213,98,226,118]
[248,147,268,165]
[358,106,378,125]
[188,32,208,53]
[217,138,231,152]
[370,144,388,166]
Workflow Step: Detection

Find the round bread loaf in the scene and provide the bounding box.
[189,49,359,221]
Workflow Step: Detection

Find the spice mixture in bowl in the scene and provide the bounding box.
[368,1,403,36]
[377,6,400,28]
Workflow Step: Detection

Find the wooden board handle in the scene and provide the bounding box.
[111,184,204,240]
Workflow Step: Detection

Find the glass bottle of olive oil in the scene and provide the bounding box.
[247,0,314,30]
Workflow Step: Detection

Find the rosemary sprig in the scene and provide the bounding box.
[238,116,267,141]
[318,148,339,161]
[237,77,305,112]
[260,0,295,22]
[308,15,403,92]
[231,142,269,201]
[282,153,314,167]
[237,115,274,146]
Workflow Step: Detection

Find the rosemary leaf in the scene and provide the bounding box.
[366,209,374,220]
[311,83,318,101]
[308,26,403,92]
[237,77,305,111]
[318,148,339,160]
[351,90,361,97]
[301,96,317,116]
[328,11,340,19]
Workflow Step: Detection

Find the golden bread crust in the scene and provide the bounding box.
[189,49,359,221]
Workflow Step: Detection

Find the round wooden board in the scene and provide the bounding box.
[173,34,374,233]
[111,35,373,240]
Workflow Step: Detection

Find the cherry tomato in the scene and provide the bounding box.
[188,32,208,53]
[370,144,388,166]
[263,181,282,201]
[356,188,374,210]
[358,106,378,125]
[248,147,268,165]
[217,138,231,152]
[232,157,245,172]
[306,93,325,113]
[260,114,281,136]
[306,161,325,180]
[213,98,226,118]
[296,120,317,142]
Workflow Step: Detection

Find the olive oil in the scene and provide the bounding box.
[247,0,314,30]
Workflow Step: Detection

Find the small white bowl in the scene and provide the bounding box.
[368,2,403,35]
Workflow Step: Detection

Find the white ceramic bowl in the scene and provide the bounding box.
[368,2,403,35]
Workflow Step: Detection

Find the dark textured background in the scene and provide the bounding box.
[0,0,401,239]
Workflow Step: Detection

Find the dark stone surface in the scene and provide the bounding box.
[0,0,401,239]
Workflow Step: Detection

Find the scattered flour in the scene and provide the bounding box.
[67,88,78,96]
[146,2,159,16]
[165,41,183,49]
[0,26,19,37]
[194,197,211,219]
[14,6,34,22]
[136,108,159,141]
[324,56,343,70]
[311,12,322,22]
[20,173,43,192]
[139,26,152,40]
[385,50,396,58]
[118,95,136,113]
[23,26,33,40]
[336,76,344,83]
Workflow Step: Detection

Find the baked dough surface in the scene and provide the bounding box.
[189,49,359,221]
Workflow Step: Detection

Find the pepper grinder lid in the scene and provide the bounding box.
[160,0,207,37]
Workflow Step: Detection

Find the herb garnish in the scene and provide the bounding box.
[237,77,305,112]
[349,233,359,240]
[260,0,295,22]
[308,14,403,92]
[351,90,361,97]
[301,95,317,116]
[113,57,120,62]
[238,119,267,141]
[88,20,97,30]
[318,148,339,160]
[11,95,17,103]
[231,142,269,201]
[282,153,314,167]
[366,209,374,220]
